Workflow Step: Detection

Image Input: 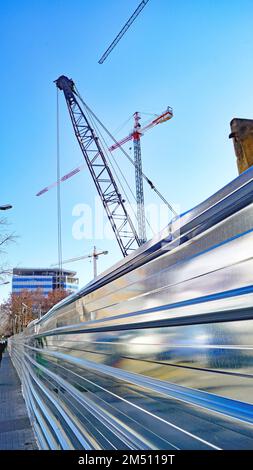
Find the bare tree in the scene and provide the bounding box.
[0,216,16,336]
[0,216,16,283]
[0,299,12,337]
[0,288,70,336]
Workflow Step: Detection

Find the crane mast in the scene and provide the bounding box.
[133,112,147,243]
[107,108,173,243]
[55,75,141,257]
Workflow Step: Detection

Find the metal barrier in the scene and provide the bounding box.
[9,169,253,449]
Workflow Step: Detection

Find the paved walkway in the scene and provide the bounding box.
[0,350,38,450]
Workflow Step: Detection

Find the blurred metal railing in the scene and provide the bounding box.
[9,297,253,450]
[8,169,253,449]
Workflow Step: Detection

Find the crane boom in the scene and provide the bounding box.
[55,75,141,257]
[51,247,108,278]
[36,107,173,196]
[108,107,173,151]
[51,254,93,265]
[98,0,150,64]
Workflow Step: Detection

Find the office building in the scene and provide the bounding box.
[12,267,79,295]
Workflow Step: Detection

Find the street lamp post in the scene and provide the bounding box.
[14,314,18,335]
[0,205,12,211]
[21,303,30,330]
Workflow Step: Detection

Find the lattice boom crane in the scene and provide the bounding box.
[55,75,141,257]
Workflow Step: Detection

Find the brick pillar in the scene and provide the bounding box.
[229,118,253,174]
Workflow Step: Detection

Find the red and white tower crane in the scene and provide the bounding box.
[108,107,173,243]
[37,106,173,245]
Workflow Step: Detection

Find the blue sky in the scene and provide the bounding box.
[1,0,253,301]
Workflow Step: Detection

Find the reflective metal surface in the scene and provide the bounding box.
[9,168,253,449]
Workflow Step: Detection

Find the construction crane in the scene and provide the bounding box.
[54,75,141,257]
[36,108,173,198]
[98,0,150,64]
[51,246,108,279]
[109,108,173,243]
[37,106,173,244]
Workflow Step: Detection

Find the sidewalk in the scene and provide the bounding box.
[0,350,38,450]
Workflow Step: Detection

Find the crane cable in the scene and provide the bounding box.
[56,87,63,287]
[113,113,133,136]
[75,87,178,217]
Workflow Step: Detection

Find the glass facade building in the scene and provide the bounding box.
[12,268,79,295]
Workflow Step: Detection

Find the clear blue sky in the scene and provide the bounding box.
[1,0,253,301]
